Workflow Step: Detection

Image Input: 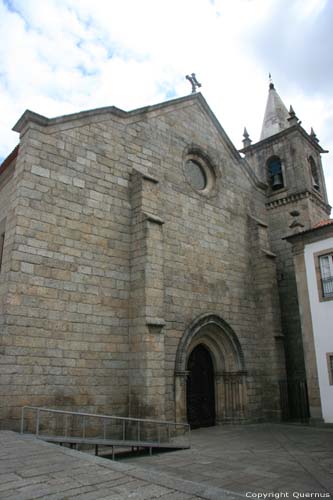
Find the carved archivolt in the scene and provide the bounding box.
[175,313,245,373]
[174,313,247,424]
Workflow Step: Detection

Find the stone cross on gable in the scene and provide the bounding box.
[186,73,202,93]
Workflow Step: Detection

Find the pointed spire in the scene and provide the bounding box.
[260,78,290,140]
[287,105,299,126]
[310,127,319,143]
[242,127,252,148]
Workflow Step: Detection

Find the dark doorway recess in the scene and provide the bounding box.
[279,379,310,422]
[186,344,215,429]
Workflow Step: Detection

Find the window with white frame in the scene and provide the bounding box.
[327,354,333,385]
[319,253,333,298]
[0,232,4,272]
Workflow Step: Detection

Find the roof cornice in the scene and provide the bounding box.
[266,188,331,214]
[12,94,242,161]
[13,105,126,133]
[11,92,268,190]
[285,221,333,244]
[0,144,19,177]
[12,94,204,133]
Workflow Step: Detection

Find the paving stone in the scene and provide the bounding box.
[124,424,333,495]
[0,431,241,499]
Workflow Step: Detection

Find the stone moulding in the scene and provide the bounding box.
[262,248,277,258]
[174,313,248,424]
[146,318,166,335]
[142,173,159,184]
[175,313,246,373]
[248,214,268,228]
[266,189,331,213]
[143,213,165,225]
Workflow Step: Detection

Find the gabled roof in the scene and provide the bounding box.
[313,219,333,229]
[13,93,242,158]
[285,219,333,243]
[0,145,19,177]
[10,92,265,190]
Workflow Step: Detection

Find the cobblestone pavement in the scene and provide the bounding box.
[0,431,243,500]
[122,424,333,496]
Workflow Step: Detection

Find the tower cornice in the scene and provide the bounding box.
[240,124,328,155]
[265,188,331,214]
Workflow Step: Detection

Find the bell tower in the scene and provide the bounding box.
[241,79,331,420]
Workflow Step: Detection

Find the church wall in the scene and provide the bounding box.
[0,160,19,427]
[0,163,15,322]
[120,102,285,422]
[0,98,286,428]
[0,120,132,429]
[266,202,308,381]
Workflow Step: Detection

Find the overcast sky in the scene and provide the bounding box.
[1,0,332,206]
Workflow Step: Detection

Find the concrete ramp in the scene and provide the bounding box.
[20,406,190,458]
[0,431,243,500]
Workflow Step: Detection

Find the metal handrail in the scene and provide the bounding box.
[21,406,188,426]
[20,406,190,447]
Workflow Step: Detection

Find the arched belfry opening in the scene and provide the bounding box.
[309,156,320,191]
[267,156,284,190]
[175,314,247,426]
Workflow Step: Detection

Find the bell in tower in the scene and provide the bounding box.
[271,173,284,190]
[268,157,284,190]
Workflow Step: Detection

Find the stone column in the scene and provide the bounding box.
[248,214,286,420]
[215,372,224,424]
[221,371,247,423]
[129,170,166,419]
[174,371,190,423]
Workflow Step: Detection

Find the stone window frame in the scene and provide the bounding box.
[327,353,333,385]
[0,218,6,273]
[266,155,286,193]
[314,247,333,302]
[0,233,4,272]
[183,148,216,196]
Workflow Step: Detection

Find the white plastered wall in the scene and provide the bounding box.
[304,237,333,423]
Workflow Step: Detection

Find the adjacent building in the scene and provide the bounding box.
[287,220,333,423]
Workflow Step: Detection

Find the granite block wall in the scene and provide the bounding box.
[0,95,286,428]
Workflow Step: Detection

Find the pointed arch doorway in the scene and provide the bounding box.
[187,344,215,428]
[175,314,247,426]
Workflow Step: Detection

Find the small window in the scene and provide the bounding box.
[309,156,320,191]
[185,160,207,190]
[268,157,284,190]
[319,253,333,299]
[0,232,5,272]
[327,354,333,385]
[184,151,215,194]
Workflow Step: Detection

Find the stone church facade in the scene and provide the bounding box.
[0,82,330,429]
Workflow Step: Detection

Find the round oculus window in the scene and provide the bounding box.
[185,160,207,190]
